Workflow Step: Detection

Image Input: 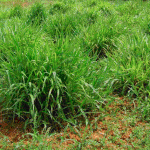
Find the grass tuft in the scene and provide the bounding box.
[27,3,46,25]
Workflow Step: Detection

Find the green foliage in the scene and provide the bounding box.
[43,12,82,39]
[27,3,46,25]
[146,23,150,35]
[48,1,70,15]
[78,16,117,59]
[0,0,150,131]
[0,19,101,129]
[9,5,22,18]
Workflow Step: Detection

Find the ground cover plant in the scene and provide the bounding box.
[0,0,150,149]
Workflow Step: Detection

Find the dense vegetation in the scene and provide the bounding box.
[0,0,150,133]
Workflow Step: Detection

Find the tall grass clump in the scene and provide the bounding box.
[48,1,70,15]
[0,0,150,131]
[115,1,142,16]
[145,22,150,35]
[44,1,117,40]
[9,5,22,18]
[102,33,150,121]
[87,0,97,7]
[43,10,90,40]
[0,17,102,130]
[27,3,46,25]
[110,34,150,97]
[78,16,118,60]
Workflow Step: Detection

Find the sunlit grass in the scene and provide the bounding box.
[0,0,150,149]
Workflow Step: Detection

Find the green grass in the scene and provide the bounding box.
[0,0,150,149]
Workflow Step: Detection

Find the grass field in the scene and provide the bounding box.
[0,0,150,149]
